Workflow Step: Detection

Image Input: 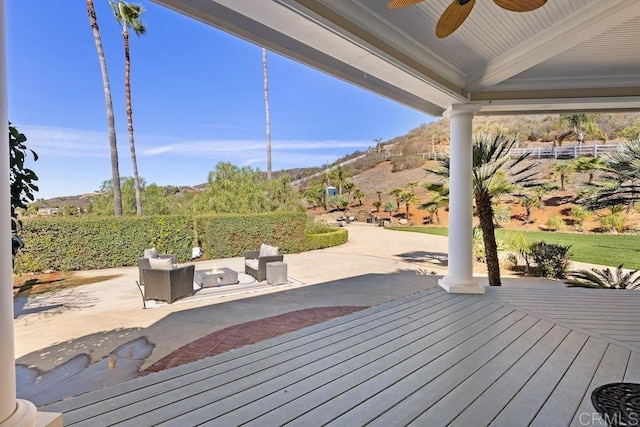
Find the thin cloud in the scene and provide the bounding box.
[141,139,371,156]
[18,125,109,158]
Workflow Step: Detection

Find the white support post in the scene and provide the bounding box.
[438,105,484,294]
[0,2,61,424]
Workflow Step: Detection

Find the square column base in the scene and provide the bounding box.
[439,277,485,294]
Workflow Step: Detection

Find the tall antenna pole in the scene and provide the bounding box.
[262,48,272,179]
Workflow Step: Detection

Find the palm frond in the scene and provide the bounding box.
[565,264,640,289]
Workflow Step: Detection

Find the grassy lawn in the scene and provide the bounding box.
[387,226,640,270]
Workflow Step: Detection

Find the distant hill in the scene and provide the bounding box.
[34,112,640,209]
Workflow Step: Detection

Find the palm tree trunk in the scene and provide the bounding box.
[87,0,122,216]
[476,195,502,286]
[262,48,272,179]
[123,27,142,216]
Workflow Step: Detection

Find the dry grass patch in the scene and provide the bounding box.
[13,272,121,296]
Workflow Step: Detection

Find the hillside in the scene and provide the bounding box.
[35,112,640,210]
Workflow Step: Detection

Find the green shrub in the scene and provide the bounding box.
[305,228,348,250]
[493,206,511,226]
[195,212,308,259]
[304,219,334,235]
[546,214,566,231]
[528,241,572,279]
[472,226,485,262]
[571,206,591,230]
[14,212,347,273]
[15,216,194,272]
[384,201,397,213]
[600,213,625,233]
[502,232,532,272]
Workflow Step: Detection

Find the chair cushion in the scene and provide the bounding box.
[148,257,174,270]
[245,259,259,270]
[259,244,279,257]
[144,247,158,259]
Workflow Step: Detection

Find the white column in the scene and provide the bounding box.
[1,2,61,425]
[439,105,485,294]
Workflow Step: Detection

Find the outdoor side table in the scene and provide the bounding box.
[591,382,640,427]
[266,261,287,285]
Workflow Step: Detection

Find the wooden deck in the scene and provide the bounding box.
[43,285,640,426]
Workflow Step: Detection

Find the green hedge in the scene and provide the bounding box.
[305,228,348,250]
[14,216,195,272]
[14,212,347,273]
[195,212,309,258]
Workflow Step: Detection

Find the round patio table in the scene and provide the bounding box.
[591,382,640,426]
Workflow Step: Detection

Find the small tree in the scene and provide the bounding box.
[551,162,576,190]
[9,123,39,233]
[343,181,355,204]
[574,157,603,184]
[400,190,417,220]
[384,201,397,213]
[556,113,606,146]
[515,193,540,223]
[352,188,365,206]
[570,205,591,231]
[389,187,403,212]
[420,182,449,224]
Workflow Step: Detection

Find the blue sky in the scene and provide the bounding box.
[7,1,432,200]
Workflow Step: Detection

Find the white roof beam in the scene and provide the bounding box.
[466,0,640,92]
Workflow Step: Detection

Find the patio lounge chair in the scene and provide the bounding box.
[139,259,195,304]
[245,244,283,282]
[137,248,176,286]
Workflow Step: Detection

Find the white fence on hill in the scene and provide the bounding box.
[292,143,617,187]
[509,143,617,159]
[420,143,617,161]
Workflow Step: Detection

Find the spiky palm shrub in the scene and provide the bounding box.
[579,138,640,211]
[565,265,640,289]
[431,132,539,286]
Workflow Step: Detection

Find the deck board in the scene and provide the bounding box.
[568,344,629,426]
[42,285,640,427]
[530,337,608,427]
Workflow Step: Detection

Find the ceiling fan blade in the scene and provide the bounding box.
[435,0,475,38]
[387,0,425,9]
[493,0,547,12]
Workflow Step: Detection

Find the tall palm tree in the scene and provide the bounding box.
[86,0,123,216]
[432,131,538,286]
[330,166,350,195]
[262,48,272,179]
[111,0,146,216]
